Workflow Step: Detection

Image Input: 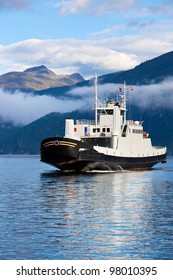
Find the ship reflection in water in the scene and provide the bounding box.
[0,155,172,260]
[40,166,173,259]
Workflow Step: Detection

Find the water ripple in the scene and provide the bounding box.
[0,155,173,259]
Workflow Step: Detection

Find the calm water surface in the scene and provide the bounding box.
[0,155,173,260]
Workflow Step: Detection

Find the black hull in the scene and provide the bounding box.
[40,137,166,172]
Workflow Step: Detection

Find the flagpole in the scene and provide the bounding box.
[123,81,127,125]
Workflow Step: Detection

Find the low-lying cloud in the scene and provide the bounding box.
[0,90,91,126]
[68,78,173,110]
[1,77,173,127]
[129,78,173,109]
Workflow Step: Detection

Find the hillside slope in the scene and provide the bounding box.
[99,51,173,85]
[34,51,173,98]
[0,107,172,155]
[0,51,173,155]
[0,65,85,91]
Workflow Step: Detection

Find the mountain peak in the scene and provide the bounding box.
[24,65,51,74]
[69,72,85,81]
[0,65,85,91]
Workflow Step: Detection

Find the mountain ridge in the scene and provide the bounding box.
[33,51,173,98]
[0,65,85,91]
[99,51,173,85]
[0,51,173,155]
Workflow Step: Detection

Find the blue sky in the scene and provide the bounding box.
[0,0,173,78]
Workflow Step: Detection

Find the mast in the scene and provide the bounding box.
[94,74,98,125]
[123,81,127,125]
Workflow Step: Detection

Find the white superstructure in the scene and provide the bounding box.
[65,81,166,159]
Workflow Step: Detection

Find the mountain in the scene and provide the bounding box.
[0,107,172,155]
[0,65,85,91]
[33,51,173,98]
[0,111,94,154]
[99,51,173,85]
[0,51,173,155]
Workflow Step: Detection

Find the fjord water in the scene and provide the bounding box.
[0,155,173,260]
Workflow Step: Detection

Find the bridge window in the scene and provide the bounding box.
[93,128,100,133]
[132,129,143,134]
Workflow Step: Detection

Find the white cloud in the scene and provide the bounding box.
[0,21,173,78]
[55,0,173,17]
[67,78,173,111]
[0,90,90,126]
[1,77,173,126]
[0,38,139,77]
[55,0,91,15]
[99,30,173,62]
[90,28,113,37]
[130,78,173,109]
[93,0,136,14]
[70,78,173,109]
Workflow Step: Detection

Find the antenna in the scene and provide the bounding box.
[94,74,98,125]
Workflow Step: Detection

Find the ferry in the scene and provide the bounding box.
[40,78,167,172]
